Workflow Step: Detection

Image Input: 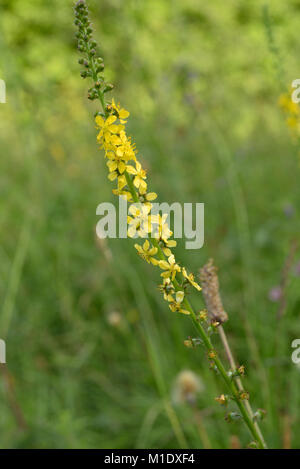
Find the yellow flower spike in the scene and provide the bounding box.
[76,7,268,447]
[134,240,158,265]
[182,267,201,291]
[158,254,181,281]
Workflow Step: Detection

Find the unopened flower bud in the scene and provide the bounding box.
[103,83,114,93]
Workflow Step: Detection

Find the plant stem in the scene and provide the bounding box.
[218,325,267,448]
[124,169,267,448]
[92,80,267,450]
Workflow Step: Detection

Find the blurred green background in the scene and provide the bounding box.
[1,0,300,449]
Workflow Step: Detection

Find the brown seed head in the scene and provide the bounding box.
[199,259,228,323]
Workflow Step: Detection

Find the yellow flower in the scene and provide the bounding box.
[95,115,124,143]
[145,192,157,201]
[117,174,127,190]
[127,203,152,238]
[107,172,128,189]
[287,116,299,130]
[182,267,201,291]
[112,188,133,201]
[159,254,181,281]
[115,131,136,160]
[169,290,184,310]
[198,310,207,321]
[126,161,147,194]
[110,99,130,123]
[134,240,158,265]
[279,93,299,115]
[159,277,175,302]
[161,240,176,257]
[150,214,176,255]
[169,291,190,315]
[106,151,127,174]
[155,214,172,240]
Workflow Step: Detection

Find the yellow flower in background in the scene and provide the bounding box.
[279,91,300,138]
[286,116,299,130]
[182,267,201,291]
[279,93,299,115]
[134,240,158,265]
[159,254,181,280]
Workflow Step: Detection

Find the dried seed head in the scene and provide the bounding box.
[198,259,228,323]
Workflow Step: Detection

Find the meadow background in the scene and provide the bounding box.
[0,0,300,449]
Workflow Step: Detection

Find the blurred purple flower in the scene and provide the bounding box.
[268,286,282,302]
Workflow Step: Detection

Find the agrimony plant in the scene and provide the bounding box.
[74,0,267,449]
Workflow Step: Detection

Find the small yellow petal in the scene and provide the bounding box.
[146,192,157,201]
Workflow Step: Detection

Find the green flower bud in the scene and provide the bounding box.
[103,83,114,93]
